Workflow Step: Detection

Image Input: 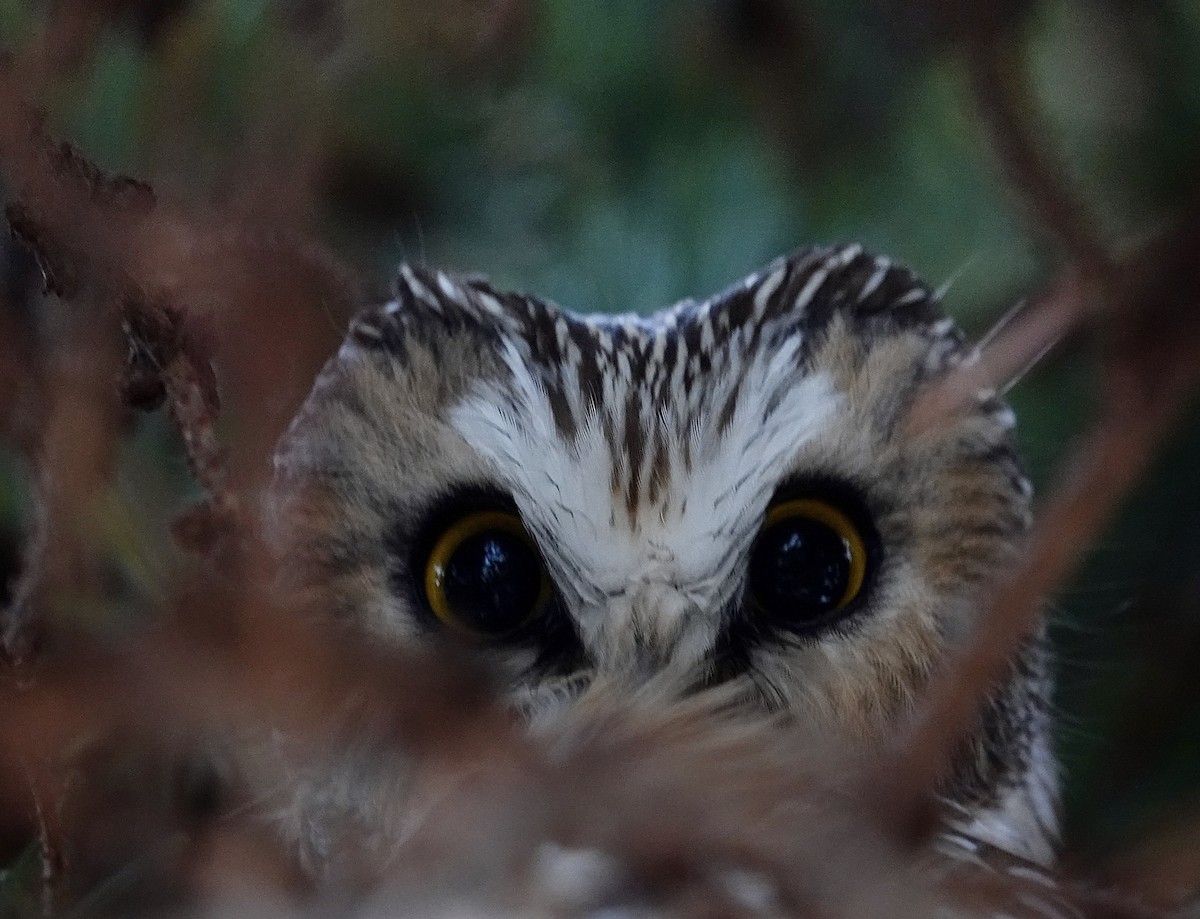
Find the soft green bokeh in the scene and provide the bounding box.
[0,0,1196,860]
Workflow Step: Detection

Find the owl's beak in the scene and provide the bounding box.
[583,579,717,685]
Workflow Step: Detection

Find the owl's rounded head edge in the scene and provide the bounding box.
[266,243,1056,864]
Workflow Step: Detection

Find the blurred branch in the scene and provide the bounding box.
[0,56,358,912]
[961,28,1116,280]
[875,3,1200,856]
[26,766,64,919]
[885,207,1200,854]
[0,316,124,667]
[916,1,1116,281]
[0,246,43,460]
[0,45,358,565]
[905,267,1091,432]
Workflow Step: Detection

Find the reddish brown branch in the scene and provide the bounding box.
[0,56,358,566]
[906,267,1091,433]
[960,24,1116,281]
[26,766,66,919]
[1,316,124,666]
[884,209,1200,846]
[891,401,1178,816]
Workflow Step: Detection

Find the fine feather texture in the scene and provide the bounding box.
[267,244,1055,877]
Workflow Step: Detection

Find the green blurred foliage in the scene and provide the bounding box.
[0,0,1197,861]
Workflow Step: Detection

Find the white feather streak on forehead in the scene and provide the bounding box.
[436,271,468,306]
[793,265,829,312]
[858,257,891,302]
[752,264,786,321]
[476,290,505,317]
[399,265,441,312]
[836,242,863,264]
[448,329,843,656]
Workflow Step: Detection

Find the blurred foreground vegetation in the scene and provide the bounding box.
[0,0,1197,865]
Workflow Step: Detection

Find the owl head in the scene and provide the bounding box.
[269,244,1057,864]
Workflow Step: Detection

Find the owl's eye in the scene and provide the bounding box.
[748,498,870,629]
[423,511,551,637]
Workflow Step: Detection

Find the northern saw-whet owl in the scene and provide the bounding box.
[269,243,1058,875]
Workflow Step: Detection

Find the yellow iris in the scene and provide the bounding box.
[424,510,549,634]
[762,498,867,610]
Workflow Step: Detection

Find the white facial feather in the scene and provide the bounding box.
[450,324,842,673]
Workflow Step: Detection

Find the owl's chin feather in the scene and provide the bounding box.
[225,651,1064,919]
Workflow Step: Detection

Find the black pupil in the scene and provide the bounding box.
[442,529,543,634]
[749,517,852,626]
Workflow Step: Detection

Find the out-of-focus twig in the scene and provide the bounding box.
[0,112,242,550]
[0,313,123,918]
[906,267,1090,433]
[881,3,1200,852]
[0,55,357,555]
[0,41,356,904]
[891,398,1180,824]
[26,766,65,919]
[957,12,1116,281]
[884,209,1200,848]
[1,315,124,667]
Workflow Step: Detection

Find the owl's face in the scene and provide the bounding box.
[271,245,1055,862]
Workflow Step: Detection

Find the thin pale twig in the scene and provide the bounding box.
[906,268,1089,434]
